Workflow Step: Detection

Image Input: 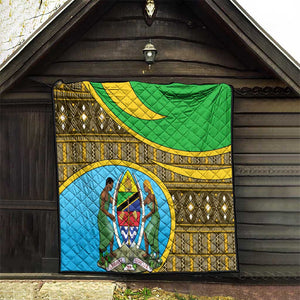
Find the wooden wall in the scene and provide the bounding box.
[0,0,299,277]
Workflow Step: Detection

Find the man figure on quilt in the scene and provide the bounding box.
[97,177,116,266]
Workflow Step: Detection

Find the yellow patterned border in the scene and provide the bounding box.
[153,160,232,180]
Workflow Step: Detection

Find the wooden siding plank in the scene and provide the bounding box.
[82,19,222,47]
[0,104,52,113]
[238,251,300,265]
[56,40,246,70]
[235,177,300,186]
[237,224,300,239]
[236,212,300,226]
[233,127,300,139]
[239,265,300,277]
[236,198,300,213]
[0,200,57,210]
[234,114,300,127]
[235,98,300,113]
[234,154,300,165]
[40,61,266,78]
[233,139,300,153]
[0,92,52,101]
[235,186,300,198]
[28,76,287,88]
[238,239,300,253]
[101,1,202,21]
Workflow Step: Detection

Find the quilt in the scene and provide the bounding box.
[53,81,237,273]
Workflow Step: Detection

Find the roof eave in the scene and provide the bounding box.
[0,0,76,72]
[0,0,113,95]
[1,0,299,95]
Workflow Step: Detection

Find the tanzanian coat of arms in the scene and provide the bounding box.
[97,169,166,272]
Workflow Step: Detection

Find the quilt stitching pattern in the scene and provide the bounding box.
[54,81,237,273]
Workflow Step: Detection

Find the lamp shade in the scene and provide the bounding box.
[143,41,157,64]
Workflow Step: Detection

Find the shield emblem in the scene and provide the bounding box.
[116,171,141,247]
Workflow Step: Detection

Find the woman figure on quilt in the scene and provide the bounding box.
[142,180,160,259]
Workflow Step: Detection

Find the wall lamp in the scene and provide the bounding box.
[143,40,157,67]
